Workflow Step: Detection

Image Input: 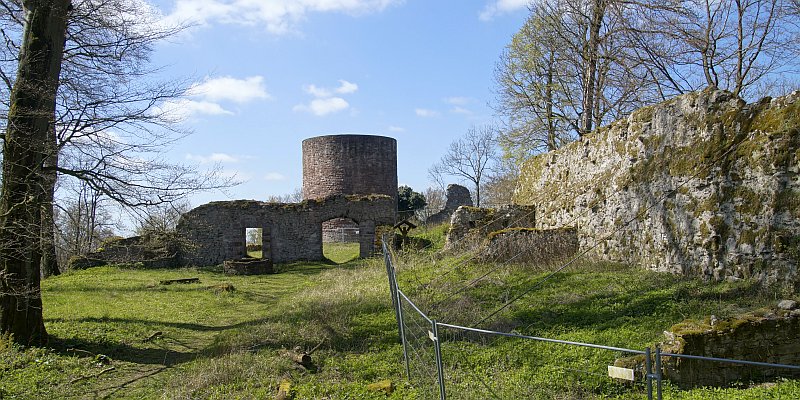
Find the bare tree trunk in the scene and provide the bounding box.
[545,49,557,151]
[41,124,60,277]
[580,0,606,137]
[0,0,70,345]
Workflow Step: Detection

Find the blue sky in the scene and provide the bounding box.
[146,0,529,205]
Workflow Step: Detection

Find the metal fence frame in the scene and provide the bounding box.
[382,239,800,400]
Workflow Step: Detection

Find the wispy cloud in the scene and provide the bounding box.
[335,79,358,94]
[295,79,358,116]
[479,0,529,21]
[450,106,472,115]
[415,108,440,118]
[444,96,473,105]
[190,76,271,103]
[388,125,405,132]
[294,97,350,116]
[186,152,241,164]
[156,99,234,121]
[264,172,286,181]
[162,0,404,34]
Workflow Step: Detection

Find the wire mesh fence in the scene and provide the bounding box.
[383,238,800,399]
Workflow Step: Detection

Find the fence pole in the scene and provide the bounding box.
[397,287,411,379]
[432,320,446,400]
[655,346,663,400]
[383,240,402,341]
[645,347,653,400]
[382,239,410,379]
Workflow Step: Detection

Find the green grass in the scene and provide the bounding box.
[323,242,360,264]
[1,227,798,399]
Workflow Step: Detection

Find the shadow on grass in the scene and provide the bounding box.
[509,275,765,334]
[48,334,197,366]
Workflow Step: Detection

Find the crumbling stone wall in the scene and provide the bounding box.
[615,300,800,387]
[478,228,578,265]
[444,205,536,252]
[69,233,183,269]
[176,194,395,265]
[302,135,398,201]
[426,184,473,225]
[515,89,800,290]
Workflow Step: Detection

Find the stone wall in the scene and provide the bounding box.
[69,234,183,269]
[302,135,398,201]
[426,184,473,225]
[615,300,800,387]
[478,228,578,265]
[444,205,536,252]
[176,194,395,265]
[515,89,800,290]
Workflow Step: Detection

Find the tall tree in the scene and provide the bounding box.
[1,0,232,276]
[1,0,71,345]
[429,125,497,208]
[494,0,661,163]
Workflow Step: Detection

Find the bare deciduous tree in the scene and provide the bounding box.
[1,0,71,346]
[1,0,235,277]
[429,125,497,208]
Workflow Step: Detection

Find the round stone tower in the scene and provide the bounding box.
[302,134,398,200]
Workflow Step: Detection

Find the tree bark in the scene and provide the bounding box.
[580,0,606,137]
[0,0,71,345]
[41,125,60,277]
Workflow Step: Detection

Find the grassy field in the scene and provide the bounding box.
[1,231,798,399]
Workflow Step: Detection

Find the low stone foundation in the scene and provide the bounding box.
[444,205,536,252]
[478,227,578,265]
[615,300,800,387]
[223,258,274,275]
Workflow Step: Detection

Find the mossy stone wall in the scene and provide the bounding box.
[514,89,800,290]
[176,194,395,265]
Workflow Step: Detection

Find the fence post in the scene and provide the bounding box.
[655,346,663,400]
[397,287,411,379]
[432,320,446,400]
[383,239,402,341]
[645,347,653,400]
[382,238,410,379]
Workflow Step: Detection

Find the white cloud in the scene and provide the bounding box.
[190,76,271,103]
[295,79,357,116]
[264,172,286,181]
[156,99,233,121]
[186,152,241,164]
[479,0,529,21]
[304,84,332,98]
[163,0,404,34]
[415,108,440,117]
[335,79,359,94]
[388,125,405,132]
[294,97,350,116]
[450,106,472,115]
[444,96,473,105]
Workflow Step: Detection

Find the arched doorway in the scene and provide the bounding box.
[321,217,359,263]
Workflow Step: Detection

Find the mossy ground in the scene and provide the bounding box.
[1,229,797,399]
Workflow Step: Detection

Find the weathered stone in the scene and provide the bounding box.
[659,311,800,387]
[778,300,799,311]
[426,184,473,225]
[176,194,395,265]
[444,204,536,252]
[223,258,273,275]
[478,227,578,265]
[68,233,184,269]
[515,88,800,290]
[302,134,397,202]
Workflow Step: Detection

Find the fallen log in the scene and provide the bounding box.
[159,277,200,285]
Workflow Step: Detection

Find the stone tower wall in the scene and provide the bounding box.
[302,135,398,201]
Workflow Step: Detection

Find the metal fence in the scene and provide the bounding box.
[382,239,800,399]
